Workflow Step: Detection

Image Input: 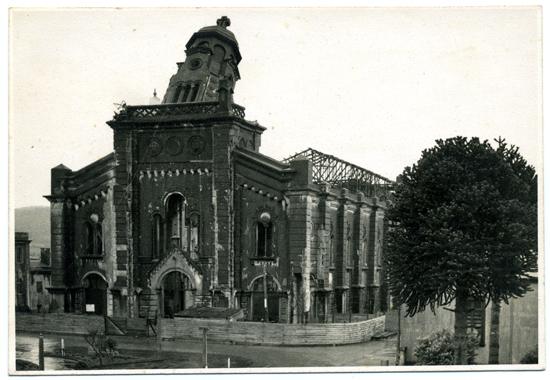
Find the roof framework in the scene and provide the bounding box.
[283,148,394,198]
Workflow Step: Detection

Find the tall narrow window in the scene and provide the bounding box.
[152,213,164,259]
[329,223,335,267]
[188,212,200,259]
[181,85,192,103]
[84,214,103,257]
[95,223,103,255]
[16,247,23,264]
[189,84,200,102]
[166,194,186,247]
[256,211,273,258]
[172,85,183,103]
[85,221,94,255]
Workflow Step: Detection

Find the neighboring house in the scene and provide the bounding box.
[399,273,539,365]
[28,248,52,313]
[15,233,52,313]
[44,17,394,323]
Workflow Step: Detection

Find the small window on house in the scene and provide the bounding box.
[36,281,43,293]
[16,247,23,264]
[40,248,50,266]
[256,211,273,258]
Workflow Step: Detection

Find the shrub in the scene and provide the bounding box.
[414,330,479,365]
[83,326,118,366]
[520,347,538,364]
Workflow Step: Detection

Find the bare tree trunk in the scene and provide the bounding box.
[489,301,501,364]
[454,292,469,365]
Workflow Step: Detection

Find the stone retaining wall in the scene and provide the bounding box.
[159,316,385,346]
[15,313,105,335]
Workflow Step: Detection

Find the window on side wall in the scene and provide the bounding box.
[256,211,274,258]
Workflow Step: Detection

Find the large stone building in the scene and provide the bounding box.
[45,17,394,323]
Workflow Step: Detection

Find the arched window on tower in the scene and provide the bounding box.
[189,84,200,102]
[166,194,186,248]
[164,193,201,258]
[172,85,183,103]
[181,85,192,103]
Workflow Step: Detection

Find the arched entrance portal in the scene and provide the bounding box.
[162,271,193,318]
[251,275,279,322]
[83,273,108,316]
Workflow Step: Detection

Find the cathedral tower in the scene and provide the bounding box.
[162,16,241,105]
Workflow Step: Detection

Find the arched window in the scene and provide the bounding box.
[166,194,186,248]
[165,193,200,258]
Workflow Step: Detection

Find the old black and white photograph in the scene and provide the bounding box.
[7,5,544,376]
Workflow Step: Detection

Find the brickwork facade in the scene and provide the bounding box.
[46,18,393,323]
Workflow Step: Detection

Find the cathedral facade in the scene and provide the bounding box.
[46,17,394,323]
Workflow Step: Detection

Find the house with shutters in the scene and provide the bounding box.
[44,17,394,324]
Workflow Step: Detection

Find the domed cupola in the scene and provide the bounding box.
[162,16,241,104]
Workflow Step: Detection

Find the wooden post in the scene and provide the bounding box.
[38,333,44,371]
[348,271,352,323]
[157,318,162,352]
[200,327,208,368]
[263,270,269,322]
[397,305,401,365]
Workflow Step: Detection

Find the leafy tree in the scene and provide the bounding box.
[386,137,537,365]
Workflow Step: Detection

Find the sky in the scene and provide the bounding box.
[9,7,543,210]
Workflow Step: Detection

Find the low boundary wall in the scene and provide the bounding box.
[15,313,105,335]
[159,316,385,346]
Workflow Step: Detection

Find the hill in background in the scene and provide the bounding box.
[14,206,50,260]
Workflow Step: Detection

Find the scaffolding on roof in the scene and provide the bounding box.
[283,148,394,199]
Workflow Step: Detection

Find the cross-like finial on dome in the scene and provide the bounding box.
[216,16,231,29]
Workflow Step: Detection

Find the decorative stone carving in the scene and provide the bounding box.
[147,138,162,157]
[166,137,183,156]
[188,135,206,155]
